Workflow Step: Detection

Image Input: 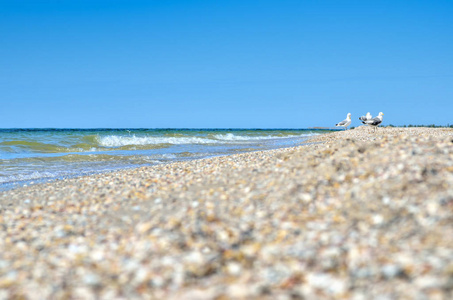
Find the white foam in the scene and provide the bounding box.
[0,171,61,184]
[97,133,317,147]
[213,133,314,141]
[97,135,219,147]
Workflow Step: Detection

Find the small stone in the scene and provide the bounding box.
[381,264,403,279]
[83,273,101,287]
[226,262,242,276]
[372,214,384,225]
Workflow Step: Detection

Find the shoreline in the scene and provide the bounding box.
[0,129,323,193]
[1,127,452,299]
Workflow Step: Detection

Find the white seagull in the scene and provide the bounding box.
[361,112,384,132]
[359,112,372,122]
[335,113,352,130]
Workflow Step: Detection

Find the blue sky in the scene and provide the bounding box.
[1,0,452,128]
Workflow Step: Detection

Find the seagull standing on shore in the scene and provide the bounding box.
[359,112,373,132]
[361,112,384,132]
[359,112,372,122]
[335,113,352,130]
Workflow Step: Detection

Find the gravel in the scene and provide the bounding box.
[1,126,452,299]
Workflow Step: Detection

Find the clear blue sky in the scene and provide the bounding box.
[1,0,452,128]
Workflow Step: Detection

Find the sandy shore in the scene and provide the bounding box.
[1,127,453,299]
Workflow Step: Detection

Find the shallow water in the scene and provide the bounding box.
[0,128,332,190]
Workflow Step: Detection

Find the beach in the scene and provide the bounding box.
[1,127,452,299]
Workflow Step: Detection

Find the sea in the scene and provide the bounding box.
[0,128,332,191]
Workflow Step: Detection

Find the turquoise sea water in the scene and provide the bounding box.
[0,128,331,190]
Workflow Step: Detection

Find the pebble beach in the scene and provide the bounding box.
[1,127,453,299]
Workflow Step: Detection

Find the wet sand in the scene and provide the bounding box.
[1,127,452,299]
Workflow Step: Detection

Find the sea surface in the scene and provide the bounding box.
[0,128,331,190]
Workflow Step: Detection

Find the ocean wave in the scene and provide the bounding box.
[0,140,99,153]
[0,170,66,184]
[0,132,318,154]
[212,133,307,141]
[97,133,316,147]
[97,135,220,147]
